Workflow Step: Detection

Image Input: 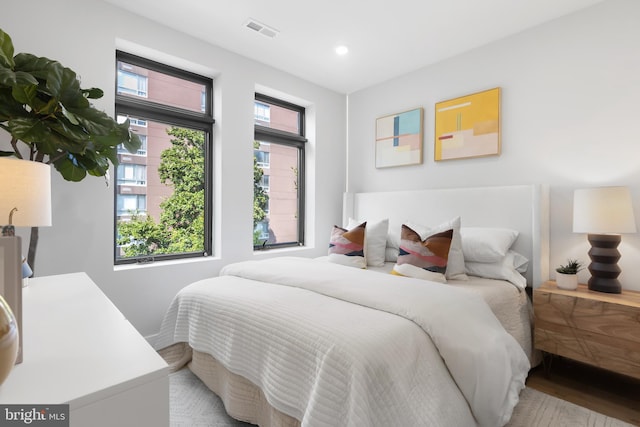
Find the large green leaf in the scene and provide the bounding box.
[47,62,89,110]
[0,88,29,120]
[47,117,89,145]
[118,120,142,154]
[32,96,60,116]
[78,151,109,177]
[53,156,88,182]
[8,117,51,143]
[0,68,38,89]
[82,87,103,100]
[61,105,80,125]
[91,119,142,155]
[0,28,15,69]
[104,147,119,167]
[13,53,56,81]
[11,81,37,104]
[70,106,118,136]
[8,117,84,155]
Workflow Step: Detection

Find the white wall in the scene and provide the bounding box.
[347,0,640,291]
[2,0,346,337]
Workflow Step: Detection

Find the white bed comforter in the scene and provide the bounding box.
[157,257,529,427]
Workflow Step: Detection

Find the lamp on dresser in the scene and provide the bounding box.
[0,157,52,270]
[573,186,637,293]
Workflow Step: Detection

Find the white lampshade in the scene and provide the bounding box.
[0,158,52,227]
[573,186,636,234]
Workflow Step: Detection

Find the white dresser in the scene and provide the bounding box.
[0,272,169,426]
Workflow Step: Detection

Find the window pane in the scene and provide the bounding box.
[117,70,147,97]
[254,100,300,134]
[253,141,299,246]
[116,118,206,259]
[115,51,212,264]
[117,60,208,113]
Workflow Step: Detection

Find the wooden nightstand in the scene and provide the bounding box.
[533,281,640,380]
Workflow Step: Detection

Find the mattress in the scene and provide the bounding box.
[157,257,532,427]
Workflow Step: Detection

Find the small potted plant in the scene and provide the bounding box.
[555,259,583,290]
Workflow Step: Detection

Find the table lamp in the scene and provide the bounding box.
[0,157,52,365]
[573,186,636,293]
[0,157,52,233]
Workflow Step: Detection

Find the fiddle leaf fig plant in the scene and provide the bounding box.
[0,27,141,181]
[0,27,141,274]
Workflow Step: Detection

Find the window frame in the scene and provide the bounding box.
[114,50,214,265]
[253,93,306,250]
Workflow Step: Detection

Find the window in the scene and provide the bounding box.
[254,102,270,124]
[117,69,148,97]
[118,135,147,156]
[117,163,147,186]
[259,174,270,193]
[255,150,270,168]
[115,51,213,264]
[117,194,147,216]
[253,94,306,249]
[129,118,148,127]
[254,221,269,241]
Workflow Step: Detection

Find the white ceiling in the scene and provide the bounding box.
[103,0,605,94]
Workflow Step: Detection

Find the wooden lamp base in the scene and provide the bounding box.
[587,233,622,294]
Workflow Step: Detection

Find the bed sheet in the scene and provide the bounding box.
[366,261,536,362]
[157,257,530,427]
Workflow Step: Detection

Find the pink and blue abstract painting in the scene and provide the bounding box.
[375,107,423,168]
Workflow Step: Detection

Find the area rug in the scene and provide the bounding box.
[170,368,635,427]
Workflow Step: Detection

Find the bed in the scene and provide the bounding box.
[156,184,550,427]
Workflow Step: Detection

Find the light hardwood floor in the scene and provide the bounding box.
[526,355,640,426]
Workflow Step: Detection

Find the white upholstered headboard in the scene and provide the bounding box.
[343,185,550,288]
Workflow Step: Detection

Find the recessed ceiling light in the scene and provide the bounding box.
[335,45,349,56]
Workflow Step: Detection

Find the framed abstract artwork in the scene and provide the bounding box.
[434,87,501,161]
[375,107,423,168]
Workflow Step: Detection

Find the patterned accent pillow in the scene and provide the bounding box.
[391,224,452,282]
[347,217,389,267]
[406,217,467,280]
[328,222,367,268]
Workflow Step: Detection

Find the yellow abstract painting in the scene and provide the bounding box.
[434,87,501,161]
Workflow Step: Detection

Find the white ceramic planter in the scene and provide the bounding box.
[556,272,579,290]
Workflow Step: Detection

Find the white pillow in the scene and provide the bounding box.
[348,218,389,267]
[385,246,399,263]
[460,227,519,263]
[405,217,468,280]
[386,227,401,262]
[465,250,529,290]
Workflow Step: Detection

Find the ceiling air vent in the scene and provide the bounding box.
[244,18,279,38]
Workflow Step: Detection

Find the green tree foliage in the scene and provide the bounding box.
[253,141,269,244]
[117,127,204,257]
[116,212,167,256]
